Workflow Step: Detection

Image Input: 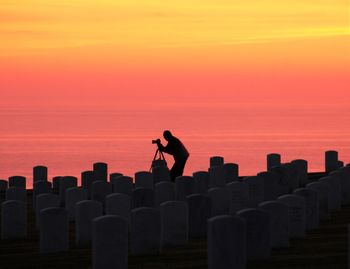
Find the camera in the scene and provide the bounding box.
[152,138,161,144]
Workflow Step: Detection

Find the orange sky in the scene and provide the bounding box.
[0,0,349,108]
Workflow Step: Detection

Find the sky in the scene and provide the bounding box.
[0,0,349,107]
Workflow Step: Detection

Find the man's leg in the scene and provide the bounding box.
[170,158,188,181]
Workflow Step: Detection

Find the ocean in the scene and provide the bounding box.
[1,104,349,188]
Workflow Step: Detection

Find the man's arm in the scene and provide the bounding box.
[157,141,172,154]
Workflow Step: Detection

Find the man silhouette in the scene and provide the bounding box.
[156,130,189,182]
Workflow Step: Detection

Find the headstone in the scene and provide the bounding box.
[152,159,167,169]
[91,181,113,206]
[59,176,77,206]
[209,165,225,188]
[52,176,62,191]
[291,159,308,187]
[111,176,133,195]
[135,171,153,189]
[0,179,8,192]
[160,201,188,247]
[245,176,264,207]
[175,176,195,201]
[208,215,246,269]
[258,201,289,248]
[293,188,319,230]
[257,171,279,201]
[223,163,239,183]
[227,181,249,213]
[6,187,26,203]
[270,166,290,196]
[331,168,350,205]
[130,207,161,255]
[8,176,26,189]
[187,194,211,238]
[106,193,131,221]
[152,166,170,183]
[237,208,270,260]
[75,200,103,246]
[132,188,155,209]
[338,160,344,168]
[109,172,123,182]
[210,156,224,167]
[155,181,175,207]
[325,150,338,173]
[193,171,209,194]
[81,170,97,197]
[207,187,232,217]
[39,207,69,253]
[92,215,128,269]
[306,182,330,220]
[319,176,341,211]
[65,187,88,221]
[93,162,108,181]
[36,193,60,228]
[277,194,306,238]
[33,180,52,208]
[1,200,27,239]
[284,163,299,192]
[267,153,281,171]
[33,165,48,182]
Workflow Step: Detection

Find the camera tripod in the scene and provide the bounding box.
[150,148,167,172]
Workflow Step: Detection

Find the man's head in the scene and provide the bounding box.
[163,130,172,141]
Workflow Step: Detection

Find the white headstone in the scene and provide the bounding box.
[81,170,97,198]
[270,166,290,196]
[293,188,319,230]
[257,171,279,201]
[284,163,299,192]
[111,176,133,195]
[277,194,306,238]
[91,181,113,206]
[319,176,341,211]
[193,171,209,194]
[155,181,175,207]
[223,163,239,183]
[258,201,289,248]
[336,167,350,205]
[306,182,330,220]
[187,194,211,238]
[33,180,52,208]
[135,171,154,189]
[325,150,338,173]
[291,159,308,187]
[208,215,246,269]
[33,165,48,182]
[130,207,161,255]
[152,166,170,183]
[109,172,123,182]
[8,176,26,189]
[207,187,232,217]
[210,156,224,167]
[209,165,225,188]
[6,187,26,203]
[75,200,103,246]
[39,207,69,253]
[132,188,155,209]
[92,215,128,269]
[245,176,264,207]
[267,153,281,171]
[175,176,195,201]
[93,162,108,181]
[65,187,88,221]
[236,208,270,260]
[59,176,77,206]
[1,200,27,239]
[0,179,8,192]
[36,193,60,228]
[160,201,188,247]
[105,193,131,221]
[52,176,62,191]
[227,181,249,213]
